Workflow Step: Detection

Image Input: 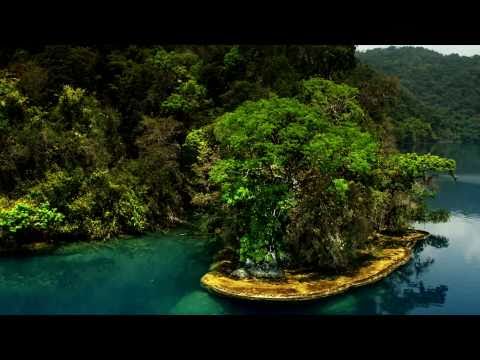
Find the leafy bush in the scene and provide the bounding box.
[65,170,148,240]
[0,201,64,243]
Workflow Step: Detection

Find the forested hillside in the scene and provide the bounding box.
[0,45,454,271]
[0,45,363,242]
[358,46,480,143]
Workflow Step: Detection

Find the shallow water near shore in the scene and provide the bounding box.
[0,143,479,314]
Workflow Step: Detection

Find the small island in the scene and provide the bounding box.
[201,230,429,301]
[187,79,456,302]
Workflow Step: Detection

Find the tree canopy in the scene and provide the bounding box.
[187,79,455,271]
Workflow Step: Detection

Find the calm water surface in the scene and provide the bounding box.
[1,143,479,315]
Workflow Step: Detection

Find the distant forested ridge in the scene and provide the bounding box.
[358,46,480,143]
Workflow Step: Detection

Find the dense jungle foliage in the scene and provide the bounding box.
[358,46,480,143]
[0,45,455,271]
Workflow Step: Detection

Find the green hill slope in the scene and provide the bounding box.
[358,46,480,143]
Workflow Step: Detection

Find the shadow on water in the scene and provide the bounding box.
[372,235,449,315]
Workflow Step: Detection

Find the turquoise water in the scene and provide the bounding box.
[0,143,479,315]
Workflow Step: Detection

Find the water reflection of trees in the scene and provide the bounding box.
[374,235,449,314]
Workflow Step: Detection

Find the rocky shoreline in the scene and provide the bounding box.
[200,229,430,302]
[0,242,57,256]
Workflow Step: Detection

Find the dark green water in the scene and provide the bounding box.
[0,143,479,315]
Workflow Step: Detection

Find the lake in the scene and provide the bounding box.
[0,143,478,315]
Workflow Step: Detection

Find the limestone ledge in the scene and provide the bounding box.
[200,229,430,302]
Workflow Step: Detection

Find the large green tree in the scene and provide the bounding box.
[187,79,455,272]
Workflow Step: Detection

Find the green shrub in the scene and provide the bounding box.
[66,170,148,240]
[0,201,64,243]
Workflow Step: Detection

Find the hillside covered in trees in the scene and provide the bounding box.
[0,45,455,273]
[358,46,480,143]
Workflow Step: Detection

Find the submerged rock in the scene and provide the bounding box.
[169,290,224,315]
[317,295,359,315]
